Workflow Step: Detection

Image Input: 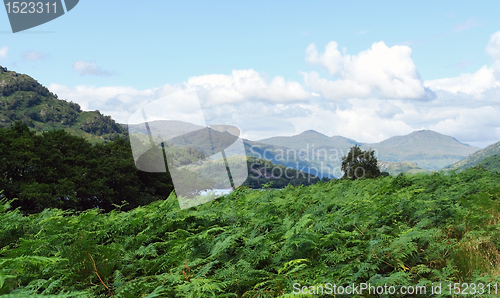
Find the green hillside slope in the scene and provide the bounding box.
[0,66,125,142]
[478,154,500,173]
[446,141,500,171]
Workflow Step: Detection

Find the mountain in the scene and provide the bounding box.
[258,130,360,151]
[364,130,480,170]
[445,140,500,171]
[258,129,480,170]
[0,65,125,142]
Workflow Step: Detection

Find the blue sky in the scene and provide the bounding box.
[1,1,500,147]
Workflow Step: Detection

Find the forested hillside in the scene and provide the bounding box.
[1,168,500,297]
[0,66,125,143]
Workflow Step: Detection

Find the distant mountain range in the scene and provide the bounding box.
[257,129,479,170]
[129,120,479,177]
[2,65,493,177]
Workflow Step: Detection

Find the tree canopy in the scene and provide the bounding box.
[341,145,381,180]
[0,122,173,213]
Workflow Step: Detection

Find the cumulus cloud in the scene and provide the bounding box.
[303,41,433,100]
[424,30,500,97]
[424,66,500,97]
[428,106,500,145]
[486,31,500,60]
[0,46,8,59]
[49,68,312,127]
[187,69,312,105]
[73,61,112,76]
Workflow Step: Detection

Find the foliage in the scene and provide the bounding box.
[477,155,500,173]
[1,168,500,297]
[341,145,381,180]
[0,122,173,214]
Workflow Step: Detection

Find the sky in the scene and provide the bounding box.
[1,0,500,147]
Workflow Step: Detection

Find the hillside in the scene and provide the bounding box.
[445,140,500,171]
[0,66,125,142]
[478,155,500,173]
[378,160,428,176]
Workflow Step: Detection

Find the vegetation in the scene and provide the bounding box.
[341,145,380,180]
[3,66,500,297]
[0,122,327,213]
[1,168,500,297]
[0,122,173,214]
[477,155,500,173]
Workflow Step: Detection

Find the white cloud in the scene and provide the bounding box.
[303,41,432,100]
[73,61,112,76]
[23,51,50,61]
[424,66,500,97]
[428,106,500,145]
[486,31,500,60]
[424,30,500,98]
[0,46,8,59]
[376,102,404,119]
[187,69,312,105]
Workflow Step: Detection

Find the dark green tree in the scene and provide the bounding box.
[341,145,380,180]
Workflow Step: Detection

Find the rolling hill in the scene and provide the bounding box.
[258,129,480,170]
[364,130,480,170]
